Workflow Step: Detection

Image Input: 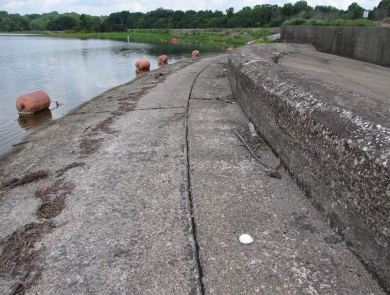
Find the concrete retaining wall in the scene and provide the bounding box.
[281,25,390,67]
[228,44,390,293]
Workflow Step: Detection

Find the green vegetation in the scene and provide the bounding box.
[0,0,389,33]
[49,28,277,47]
[283,18,376,26]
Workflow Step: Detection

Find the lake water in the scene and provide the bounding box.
[0,34,224,158]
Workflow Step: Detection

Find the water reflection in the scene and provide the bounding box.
[135,69,151,76]
[18,109,52,131]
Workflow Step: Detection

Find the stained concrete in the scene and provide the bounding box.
[228,43,390,294]
[281,25,390,67]
[0,53,385,294]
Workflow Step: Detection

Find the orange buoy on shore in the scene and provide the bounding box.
[135,60,150,71]
[226,47,233,53]
[158,55,168,64]
[16,90,51,114]
[192,50,200,57]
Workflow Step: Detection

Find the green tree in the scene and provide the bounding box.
[312,5,341,19]
[48,16,77,30]
[347,2,364,19]
[127,12,144,29]
[78,14,90,31]
[226,7,234,18]
[235,7,253,27]
[293,1,312,15]
[29,18,49,31]
[370,0,390,19]
[281,3,294,18]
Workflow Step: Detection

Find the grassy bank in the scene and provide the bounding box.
[45,28,280,47]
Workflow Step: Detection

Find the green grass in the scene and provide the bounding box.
[0,31,49,34]
[282,18,376,26]
[45,28,278,48]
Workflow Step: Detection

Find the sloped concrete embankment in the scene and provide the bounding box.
[228,43,390,293]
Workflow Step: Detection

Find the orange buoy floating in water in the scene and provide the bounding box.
[226,47,233,53]
[16,90,51,114]
[135,60,150,71]
[173,38,177,42]
[158,55,168,64]
[192,50,200,57]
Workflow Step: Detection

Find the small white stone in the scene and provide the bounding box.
[239,234,254,244]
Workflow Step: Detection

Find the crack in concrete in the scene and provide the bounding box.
[191,97,236,104]
[185,56,226,295]
[190,97,215,101]
[135,106,186,111]
[71,111,112,115]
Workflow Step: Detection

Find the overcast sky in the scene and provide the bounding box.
[0,0,380,16]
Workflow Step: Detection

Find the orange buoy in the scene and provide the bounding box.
[226,47,233,53]
[135,60,150,71]
[192,50,200,57]
[173,38,177,42]
[16,90,51,114]
[158,55,168,64]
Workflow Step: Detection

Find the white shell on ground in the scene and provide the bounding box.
[239,234,254,244]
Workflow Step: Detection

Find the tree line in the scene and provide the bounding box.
[0,0,389,32]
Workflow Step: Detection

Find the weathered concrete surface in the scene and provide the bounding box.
[281,25,390,67]
[228,43,390,293]
[0,53,385,294]
[0,59,201,294]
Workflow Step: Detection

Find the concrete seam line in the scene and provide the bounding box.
[185,56,226,295]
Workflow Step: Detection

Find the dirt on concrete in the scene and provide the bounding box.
[0,58,198,294]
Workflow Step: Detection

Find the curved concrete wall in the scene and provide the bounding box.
[281,25,390,67]
[228,44,390,293]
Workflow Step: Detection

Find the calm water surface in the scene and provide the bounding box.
[0,34,224,157]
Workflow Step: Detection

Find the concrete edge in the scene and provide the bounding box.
[228,43,390,293]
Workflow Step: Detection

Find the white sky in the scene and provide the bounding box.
[0,0,380,16]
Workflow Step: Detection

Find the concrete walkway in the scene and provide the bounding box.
[0,54,384,294]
